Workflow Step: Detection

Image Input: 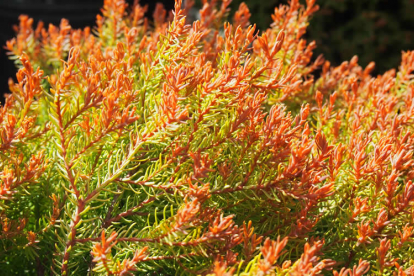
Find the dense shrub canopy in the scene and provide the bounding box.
[1,0,414,275]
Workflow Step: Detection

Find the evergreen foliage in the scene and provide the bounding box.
[1,0,414,275]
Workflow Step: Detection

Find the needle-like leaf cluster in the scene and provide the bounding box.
[1,0,414,275]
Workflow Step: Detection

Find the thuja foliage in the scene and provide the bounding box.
[1,0,414,274]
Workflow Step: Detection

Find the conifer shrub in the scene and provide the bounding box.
[1,0,414,275]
